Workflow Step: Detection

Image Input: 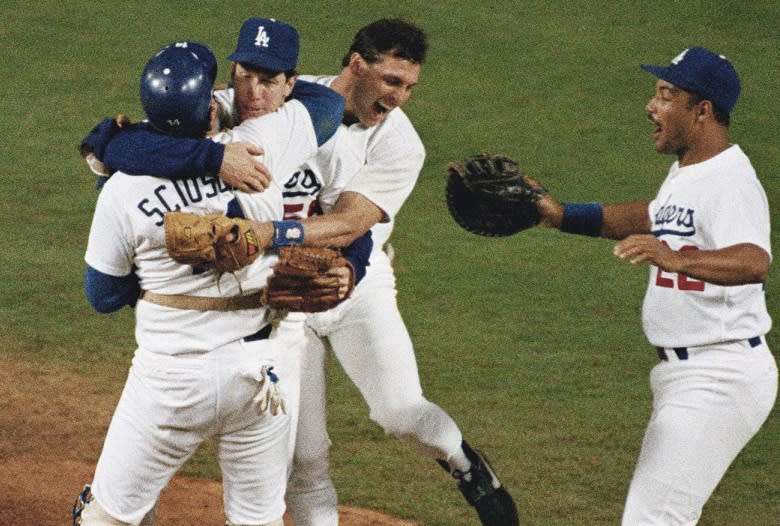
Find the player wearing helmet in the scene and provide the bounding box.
[79,18,519,526]
[75,38,345,526]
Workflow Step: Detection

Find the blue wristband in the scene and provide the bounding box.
[272,220,305,249]
[561,202,603,237]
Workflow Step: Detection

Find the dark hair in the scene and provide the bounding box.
[237,62,297,80]
[687,92,730,127]
[341,18,428,67]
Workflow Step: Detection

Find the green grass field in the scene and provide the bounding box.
[2,1,779,524]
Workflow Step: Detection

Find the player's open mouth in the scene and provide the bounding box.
[374,101,391,115]
[648,114,661,137]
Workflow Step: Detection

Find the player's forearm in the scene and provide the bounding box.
[297,212,374,248]
[254,213,371,251]
[670,243,769,286]
[100,123,224,178]
[600,201,652,239]
[256,192,384,250]
[296,191,385,247]
[84,266,140,313]
[539,197,651,239]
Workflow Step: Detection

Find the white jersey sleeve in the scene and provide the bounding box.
[85,183,135,278]
[342,108,425,223]
[642,145,772,347]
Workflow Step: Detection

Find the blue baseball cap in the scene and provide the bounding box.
[641,47,740,114]
[228,18,299,71]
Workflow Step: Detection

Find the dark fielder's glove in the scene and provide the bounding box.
[446,153,546,236]
[266,247,355,313]
[164,211,263,273]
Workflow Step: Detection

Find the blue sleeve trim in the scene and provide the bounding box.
[101,123,224,179]
[290,80,345,146]
[84,266,140,313]
[561,202,603,237]
[272,221,305,249]
[80,118,122,160]
[342,230,373,285]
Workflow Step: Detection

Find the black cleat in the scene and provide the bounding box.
[440,441,519,526]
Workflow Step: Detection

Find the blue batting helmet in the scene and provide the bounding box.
[164,40,218,84]
[140,44,214,137]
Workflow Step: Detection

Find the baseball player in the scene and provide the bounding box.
[76,35,346,526]
[534,47,777,524]
[79,18,519,526]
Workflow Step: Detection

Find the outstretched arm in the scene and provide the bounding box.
[295,192,385,248]
[79,80,343,191]
[80,119,270,193]
[537,193,652,239]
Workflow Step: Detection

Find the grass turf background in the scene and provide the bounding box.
[1,1,778,524]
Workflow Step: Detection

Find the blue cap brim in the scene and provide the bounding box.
[640,64,667,78]
[640,63,699,98]
[227,51,290,72]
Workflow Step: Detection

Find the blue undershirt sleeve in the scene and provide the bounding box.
[341,230,373,285]
[84,265,141,313]
[289,80,345,146]
[81,80,342,180]
[102,123,224,179]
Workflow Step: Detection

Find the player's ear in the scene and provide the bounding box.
[347,52,365,75]
[284,74,297,98]
[699,99,716,121]
[689,96,712,122]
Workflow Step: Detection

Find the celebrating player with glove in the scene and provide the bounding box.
[446,47,777,525]
[163,210,356,313]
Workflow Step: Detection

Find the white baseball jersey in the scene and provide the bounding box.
[85,100,318,354]
[643,144,772,348]
[82,100,318,525]
[260,77,465,526]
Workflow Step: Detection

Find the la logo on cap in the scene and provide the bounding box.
[254,26,270,48]
[670,49,689,65]
[228,17,299,72]
[671,48,729,66]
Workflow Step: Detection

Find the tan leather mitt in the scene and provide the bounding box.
[164,211,263,273]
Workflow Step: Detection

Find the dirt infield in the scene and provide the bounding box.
[0,357,417,525]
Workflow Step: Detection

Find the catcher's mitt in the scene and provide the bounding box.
[164,211,263,273]
[446,153,546,237]
[266,246,355,313]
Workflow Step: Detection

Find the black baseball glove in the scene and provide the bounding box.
[446,153,546,237]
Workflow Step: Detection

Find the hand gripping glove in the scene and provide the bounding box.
[446,153,546,236]
[265,247,355,313]
[164,211,263,273]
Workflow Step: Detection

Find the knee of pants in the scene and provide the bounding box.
[371,400,431,437]
[293,425,331,465]
[291,442,332,484]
